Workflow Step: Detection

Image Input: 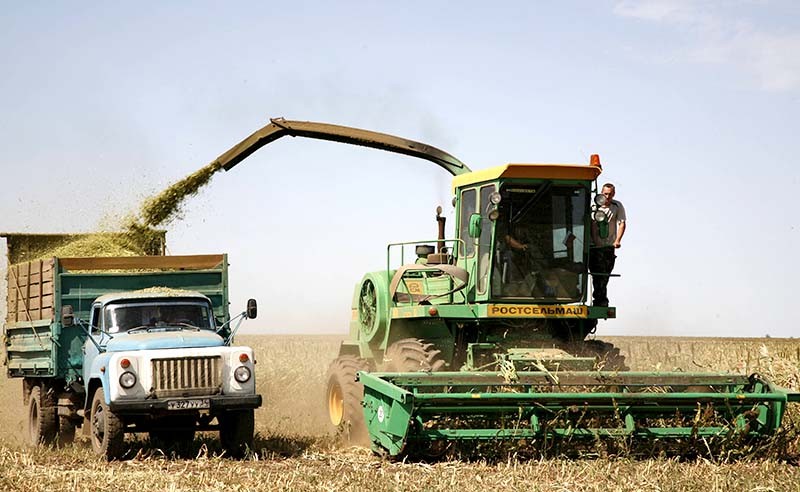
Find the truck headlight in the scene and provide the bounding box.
[119,371,137,389]
[234,366,251,383]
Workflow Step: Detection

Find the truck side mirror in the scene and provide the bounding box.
[61,305,74,327]
[246,299,258,319]
[468,213,482,238]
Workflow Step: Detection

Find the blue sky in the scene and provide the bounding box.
[1,1,798,337]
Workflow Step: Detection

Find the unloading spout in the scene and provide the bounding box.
[213,117,472,176]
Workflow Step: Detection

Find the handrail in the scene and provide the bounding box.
[385,239,467,306]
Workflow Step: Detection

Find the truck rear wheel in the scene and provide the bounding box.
[325,355,371,446]
[28,385,57,445]
[90,387,125,460]
[219,409,254,458]
[381,338,446,372]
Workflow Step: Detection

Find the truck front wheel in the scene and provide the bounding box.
[219,410,254,458]
[90,387,125,459]
[28,385,57,445]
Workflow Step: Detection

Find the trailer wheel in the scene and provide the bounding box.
[325,355,371,445]
[219,409,254,458]
[382,338,446,372]
[28,385,57,445]
[90,387,125,460]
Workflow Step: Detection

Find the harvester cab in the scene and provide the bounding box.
[210,117,800,459]
[352,159,618,377]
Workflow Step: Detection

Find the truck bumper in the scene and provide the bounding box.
[109,394,262,414]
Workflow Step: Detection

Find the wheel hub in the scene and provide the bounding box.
[328,382,344,426]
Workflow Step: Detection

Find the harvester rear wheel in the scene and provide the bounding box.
[381,338,446,372]
[326,355,371,446]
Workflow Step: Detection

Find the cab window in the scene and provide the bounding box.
[459,188,477,257]
[90,306,101,333]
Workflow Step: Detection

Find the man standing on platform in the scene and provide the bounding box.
[590,183,626,306]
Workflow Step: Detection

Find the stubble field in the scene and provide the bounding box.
[1,334,800,491]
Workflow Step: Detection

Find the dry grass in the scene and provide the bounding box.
[1,335,799,491]
[1,445,799,492]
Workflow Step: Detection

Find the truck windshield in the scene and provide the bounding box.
[104,300,214,333]
[492,184,588,301]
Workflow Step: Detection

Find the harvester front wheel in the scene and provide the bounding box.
[326,355,371,446]
[28,385,58,445]
[382,338,446,372]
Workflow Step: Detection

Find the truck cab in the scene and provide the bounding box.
[81,289,260,458]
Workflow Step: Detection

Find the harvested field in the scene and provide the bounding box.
[1,335,799,491]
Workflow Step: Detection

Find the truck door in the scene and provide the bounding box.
[82,303,103,383]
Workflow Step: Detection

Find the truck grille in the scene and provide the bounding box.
[151,356,222,398]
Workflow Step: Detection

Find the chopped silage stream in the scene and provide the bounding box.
[17,160,225,261]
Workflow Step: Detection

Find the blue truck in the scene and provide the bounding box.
[2,233,261,459]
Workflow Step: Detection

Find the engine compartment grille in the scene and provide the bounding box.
[151,356,222,398]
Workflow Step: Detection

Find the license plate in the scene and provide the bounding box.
[167,398,210,410]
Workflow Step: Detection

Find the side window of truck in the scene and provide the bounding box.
[90,306,101,333]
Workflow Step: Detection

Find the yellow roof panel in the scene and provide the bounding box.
[451,163,602,191]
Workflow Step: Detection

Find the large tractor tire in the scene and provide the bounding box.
[381,338,446,372]
[28,385,58,445]
[90,387,125,460]
[325,355,371,446]
[219,409,254,458]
